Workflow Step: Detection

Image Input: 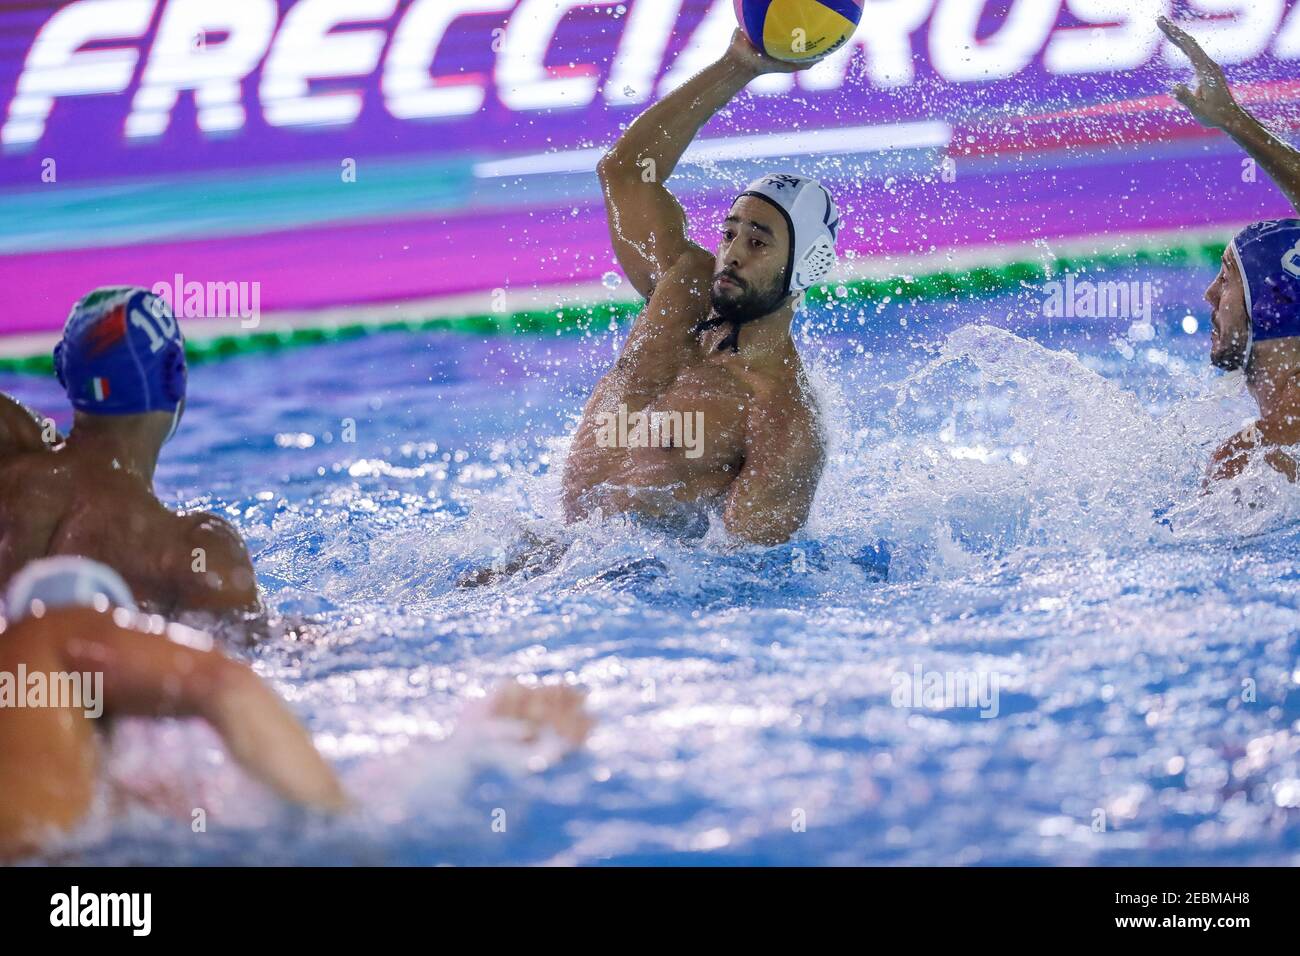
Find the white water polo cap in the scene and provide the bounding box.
[5,556,136,623]
[737,173,841,295]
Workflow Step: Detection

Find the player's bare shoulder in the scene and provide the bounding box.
[0,395,52,459]
[641,246,715,334]
[605,246,715,385]
[172,509,259,612]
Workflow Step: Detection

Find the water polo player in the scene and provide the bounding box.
[562,30,838,545]
[0,286,259,615]
[1162,18,1300,484]
[0,556,347,861]
[0,556,594,862]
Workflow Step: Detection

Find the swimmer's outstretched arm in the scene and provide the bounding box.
[455,530,568,588]
[1160,17,1300,213]
[481,682,593,750]
[598,31,810,299]
[53,607,348,811]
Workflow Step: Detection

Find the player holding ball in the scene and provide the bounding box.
[560,4,863,547]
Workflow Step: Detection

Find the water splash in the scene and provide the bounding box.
[21,311,1299,865]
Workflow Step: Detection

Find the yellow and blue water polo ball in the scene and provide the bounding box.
[734,0,864,63]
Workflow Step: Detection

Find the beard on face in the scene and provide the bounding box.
[708,269,787,325]
[1211,326,1250,372]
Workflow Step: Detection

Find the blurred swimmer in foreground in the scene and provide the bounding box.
[0,557,342,860]
[0,287,258,617]
[1161,17,1300,485]
[0,557,592,862]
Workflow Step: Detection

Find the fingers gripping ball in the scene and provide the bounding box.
[734,0,864,63]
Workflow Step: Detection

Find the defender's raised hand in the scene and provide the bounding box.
[1159,16,1242,130]
[1158,15,1300,214]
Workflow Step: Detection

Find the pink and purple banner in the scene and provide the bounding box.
[3,0,1300,335]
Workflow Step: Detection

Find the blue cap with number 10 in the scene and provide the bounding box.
[53,286,187,417]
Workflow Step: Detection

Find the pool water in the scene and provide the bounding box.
[5,262,1299,865]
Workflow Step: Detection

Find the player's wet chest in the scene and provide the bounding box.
[639,363,749,463]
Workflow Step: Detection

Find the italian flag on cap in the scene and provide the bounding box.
[87,377,110,401]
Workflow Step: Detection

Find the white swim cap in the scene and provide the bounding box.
[5,556,136,623]
[737,173,841,295]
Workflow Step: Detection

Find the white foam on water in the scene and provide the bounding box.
[45,319,1300,865]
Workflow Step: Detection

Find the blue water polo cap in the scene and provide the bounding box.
[5,556,136,623]
[1228,219,1300,343]
[738,172,841,296]
[53,286,187,415]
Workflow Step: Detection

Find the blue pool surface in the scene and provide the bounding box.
[4,262,1299,865]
